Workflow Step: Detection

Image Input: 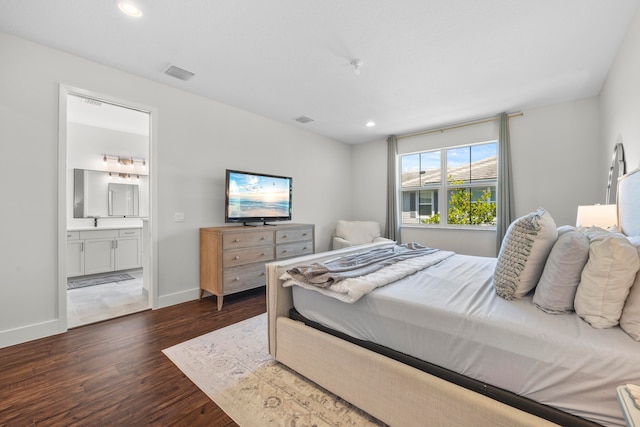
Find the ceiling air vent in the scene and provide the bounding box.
[82,98,102,107]
[164,65,195,81]
[294,116,315,124]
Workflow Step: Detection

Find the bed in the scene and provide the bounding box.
[266,168,640,427]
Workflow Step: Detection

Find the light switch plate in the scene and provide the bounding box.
[174,212,185,222]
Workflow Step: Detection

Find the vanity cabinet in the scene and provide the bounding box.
[200,223,314,310]
[67,228,142,277]
[66,231,84,277]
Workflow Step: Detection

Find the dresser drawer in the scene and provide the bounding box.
[223,246,274,267]
[223,262,267,292]
[276,241,313,259]
[223,230,273,249]
[276,227,313,244]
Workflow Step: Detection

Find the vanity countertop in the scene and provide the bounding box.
[67,225,142,232]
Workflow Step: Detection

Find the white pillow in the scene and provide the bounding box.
[494,209,558,300]
[574,233,640,328]
[620,242,640,340]
[533,226,589,314]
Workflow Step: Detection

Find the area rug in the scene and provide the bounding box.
[67,273,134,290]
[162,313,385,426]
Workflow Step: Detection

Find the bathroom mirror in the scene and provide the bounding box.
[108,183,139,216]
[73,169,148,218]
[606,143,626,204]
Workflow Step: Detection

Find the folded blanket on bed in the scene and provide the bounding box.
[282,244,455,303]
[286,243,438,287]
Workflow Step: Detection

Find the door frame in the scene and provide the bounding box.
[57,85,159,331]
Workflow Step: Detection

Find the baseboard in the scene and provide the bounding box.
[156,287,200,309]
[0,319,62,349]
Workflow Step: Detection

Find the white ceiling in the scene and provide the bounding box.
[1,0,638,144]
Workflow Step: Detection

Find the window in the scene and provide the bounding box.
[400,141,497,227]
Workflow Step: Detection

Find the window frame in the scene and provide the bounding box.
[399,140,498,229]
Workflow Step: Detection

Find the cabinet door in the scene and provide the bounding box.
[115,236,141,270]
[84,238,115,275]
[66,240,84,277]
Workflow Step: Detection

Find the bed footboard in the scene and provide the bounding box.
[276,316,557,427]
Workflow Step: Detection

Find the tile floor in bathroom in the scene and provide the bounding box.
[67,268,149,328]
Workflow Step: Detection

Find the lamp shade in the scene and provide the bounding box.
[576,204,617,228]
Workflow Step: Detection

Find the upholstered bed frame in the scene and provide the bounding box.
[266,168,640,426]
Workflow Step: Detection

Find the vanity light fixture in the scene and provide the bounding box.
[118,2,142,17]
[101,155,147,171]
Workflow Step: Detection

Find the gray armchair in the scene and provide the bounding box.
[332,220,394,250]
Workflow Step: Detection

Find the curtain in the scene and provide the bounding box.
[386,135,399,241]
[496,112,514,254]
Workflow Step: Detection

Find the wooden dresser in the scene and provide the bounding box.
[199,223,314,310]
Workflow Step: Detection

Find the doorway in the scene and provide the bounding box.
[58,86,156,329]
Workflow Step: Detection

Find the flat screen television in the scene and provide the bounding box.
[225,169,292,225]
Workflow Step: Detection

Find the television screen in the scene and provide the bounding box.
[225,169,292,224]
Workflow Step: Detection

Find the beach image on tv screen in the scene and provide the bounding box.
[228,172,290,218]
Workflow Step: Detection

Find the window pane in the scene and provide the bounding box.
[401,191,418,223]
[470,143,497,181]
[447,186,496,225]
[420,151,441,185]
[446,146,470,183]
[401,154,420,187]
[419,190,439,224]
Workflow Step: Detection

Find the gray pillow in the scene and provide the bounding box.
[533,226,589,314]
[494,209,558,300]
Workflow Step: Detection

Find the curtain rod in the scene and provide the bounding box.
[397,112,523,140]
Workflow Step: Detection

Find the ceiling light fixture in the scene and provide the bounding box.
[366,121,376,127]
[118,2,142,17]
[350,59,363,76]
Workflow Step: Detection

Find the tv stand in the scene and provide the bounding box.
[199,223,315,310]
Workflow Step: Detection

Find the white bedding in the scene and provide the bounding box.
[291,253,640,427]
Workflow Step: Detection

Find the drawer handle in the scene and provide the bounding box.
[260,253,265,256]
[234,238,240,243]
[235,256,240,260]
[282,249,288,253]
[282,235,287,238]
[303,233,307,236]
[260,272,265,276]
[260,237,265,240]
[235,277,240,281]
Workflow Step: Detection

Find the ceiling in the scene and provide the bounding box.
[1,1,638,144]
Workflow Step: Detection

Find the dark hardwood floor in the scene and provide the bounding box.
[0,288,266,426]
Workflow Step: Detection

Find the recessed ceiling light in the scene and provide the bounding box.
[118,2,142,17]
[366,121,376,127]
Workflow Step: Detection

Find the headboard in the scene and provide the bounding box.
[618,168,640,237]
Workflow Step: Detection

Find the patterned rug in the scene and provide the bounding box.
[67,273,134,289]
[162,313,385,426]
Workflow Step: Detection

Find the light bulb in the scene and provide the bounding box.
[118,2,142,17]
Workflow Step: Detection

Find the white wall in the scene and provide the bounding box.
[0,31,352,348]
[600,6,640,174]
[351,97,602,257]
